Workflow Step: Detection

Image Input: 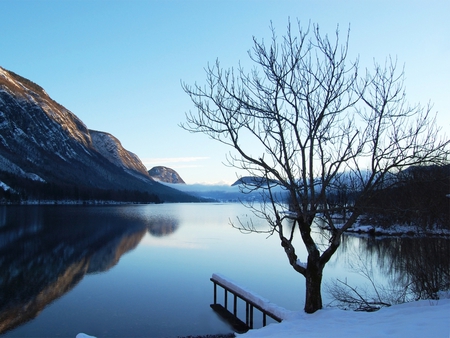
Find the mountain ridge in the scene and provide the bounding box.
[148,166,185,184]
[0,66,197,203]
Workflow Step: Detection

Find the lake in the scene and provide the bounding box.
[0,203,448,337]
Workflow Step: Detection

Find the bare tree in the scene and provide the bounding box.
[181,21,449,313]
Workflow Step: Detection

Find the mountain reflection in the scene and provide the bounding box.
[146,216,179,237]
[0,205,163,334]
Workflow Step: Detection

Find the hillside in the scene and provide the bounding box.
[148,166,185,184]
[0,67,198,203]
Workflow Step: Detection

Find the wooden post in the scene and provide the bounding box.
[213,282,217,304]
[233,294,237,316]
[224,288,228,309]
[246,302,249,326]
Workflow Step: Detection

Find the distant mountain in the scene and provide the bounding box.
[231,176,279,187]
[161,179,289,203]
[0,66,197,203]
[148,166,185,184]
[160,182,249,202]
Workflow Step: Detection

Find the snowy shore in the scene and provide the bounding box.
[212,274,450,338]
[321,217,450,237]
[238,297,450,338]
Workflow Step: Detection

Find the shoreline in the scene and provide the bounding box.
[178,334,235,338]
[324,222,450,238]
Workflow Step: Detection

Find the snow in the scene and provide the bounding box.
[0,181,11,191]
[295,259,307,269]
[0,110,7,124]
[26,173,45,182]
[239,298,450,338]
[343,221,450,237]
[280,210,298,218]
[213,274,450,338]
[212,273,294,321]
[211,274,449,337]
[318,214,450,237]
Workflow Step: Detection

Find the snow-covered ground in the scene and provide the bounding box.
[334,219,450,237]
[238,298,450,337]
[212,274,450,338]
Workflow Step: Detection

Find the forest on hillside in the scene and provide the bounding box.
[0,171,161,204]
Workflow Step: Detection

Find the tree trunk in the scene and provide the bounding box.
[304,267,323,313]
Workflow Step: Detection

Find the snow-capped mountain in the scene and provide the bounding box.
[0,66,196,202]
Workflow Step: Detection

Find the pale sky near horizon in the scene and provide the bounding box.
[1,1,449,185]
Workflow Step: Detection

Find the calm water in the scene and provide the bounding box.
[0,203,448,337]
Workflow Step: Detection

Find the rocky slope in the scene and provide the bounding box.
[148,166,185,184]
[90,130,150,179]
[0,66,196,202]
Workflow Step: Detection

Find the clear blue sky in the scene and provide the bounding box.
[1,0,449,184]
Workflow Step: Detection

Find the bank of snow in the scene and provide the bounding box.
[239,298,450,338]
[214,273,450,337]
[334,220,450,237]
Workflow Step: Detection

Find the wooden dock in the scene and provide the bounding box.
[210,274,284,333]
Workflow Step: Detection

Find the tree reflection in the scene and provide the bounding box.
[337,234,450,302]
[0,206,148,334]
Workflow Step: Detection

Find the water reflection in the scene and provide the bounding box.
[245,215,449,304]
[0,205,174,334]
[337,234,450,302]
[146,216,179,237]
[1,204,448,337]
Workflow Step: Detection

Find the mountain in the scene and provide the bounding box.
[0,66,197,203]
[148,166,185,184]
[231,176,279,187]
[90,130,150,179]
[161,180,288,203]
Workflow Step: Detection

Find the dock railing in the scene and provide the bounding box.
[210,273,286,333]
